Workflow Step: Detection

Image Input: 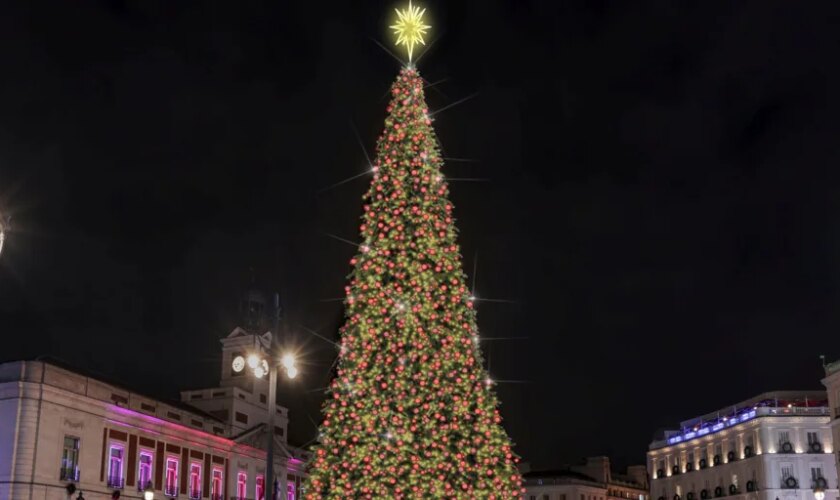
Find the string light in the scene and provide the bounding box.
[305,65,522,499]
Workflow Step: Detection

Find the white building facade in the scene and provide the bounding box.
[0,327,308,500]
[648,392,837,500]
[524,456,649,500]
[820,361,840,479]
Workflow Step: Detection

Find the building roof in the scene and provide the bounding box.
[30,356,224,423]
[524,469,600,483]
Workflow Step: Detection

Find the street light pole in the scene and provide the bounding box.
[266,292,280,500]
[266,358,277,500]
[231,292,297,500]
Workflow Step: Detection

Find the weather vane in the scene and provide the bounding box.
[391,0,431,63]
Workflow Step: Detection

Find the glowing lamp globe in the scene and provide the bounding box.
[247,353,261,370]
[281,353,296,370]
[0,216,7,258]
[287,366,299,379]
[143,485,155,500]
[815,488,826,500]
[231,355,246,373]
[253,365,266,378]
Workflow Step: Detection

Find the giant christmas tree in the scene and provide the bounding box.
[304,5,522,498]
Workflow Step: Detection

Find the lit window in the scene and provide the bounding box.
[165,458,179,497]
[60,436,81,481]
[211,468,224,500]
[288,482,296,500]
[237,471,247,498]
[256,475,265,500]
[138,452,153,490]
[108,445,125,489]
[189,463,202,499]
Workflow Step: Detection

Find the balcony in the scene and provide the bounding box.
[165,484,179,498]
[107,476,125,489]
[189,488,202,499]
[60,467,80,482]
[137,480,153,491]
[781,477,799,490]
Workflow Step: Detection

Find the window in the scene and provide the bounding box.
[211,468,224,500]
[60,436,81,481]
[582,495,586,500]
[107,445,124,488]
[235,411,249,425]
[167,411,182,421]
[715,444,722,456]
[811,467,824,481]
[141,403,156,413]
[260,394,267,404]
[165,458,179,497]
[237,471,247,498]
[781,464,794,481]
[808,432,819,445]
[779,431,791,445]
[257,475,265,500]
[138,452,153,490]
[288,482,296,500]
[562,495,567,500]
[530,496,536,500]
[189,463,202,499]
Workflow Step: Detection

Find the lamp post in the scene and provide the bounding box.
[814,486,825,500]
[231,294,298,500]
[0,215,8,258]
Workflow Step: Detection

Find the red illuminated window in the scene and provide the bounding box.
[165,458,179,497]
[237,471,247,498]
[211,468,223,500]
[256,475,265,500]
[189,463,202,499]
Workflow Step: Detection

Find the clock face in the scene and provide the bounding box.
[232,355,246,373]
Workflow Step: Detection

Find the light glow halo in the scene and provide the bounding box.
[390,1,431,62]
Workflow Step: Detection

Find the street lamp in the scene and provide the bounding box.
[143,484,155,500]
[232,345,298,500]
[0,215,8,258]
[814,486,825,500]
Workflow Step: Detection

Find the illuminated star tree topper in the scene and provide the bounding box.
[390,0,431,63]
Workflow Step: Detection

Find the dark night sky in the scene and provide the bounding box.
[2,0,840,471]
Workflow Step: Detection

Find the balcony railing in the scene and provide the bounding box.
[210,494,224,500]
[137,480,153,491]
[165,484,179,497]
[189,488,202,499]
[107,476,125,489]
[60,467,80,482]
[654,406,831,449]
[781,478,799,489]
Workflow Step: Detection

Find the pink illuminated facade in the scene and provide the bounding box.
[0,333,309,500]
